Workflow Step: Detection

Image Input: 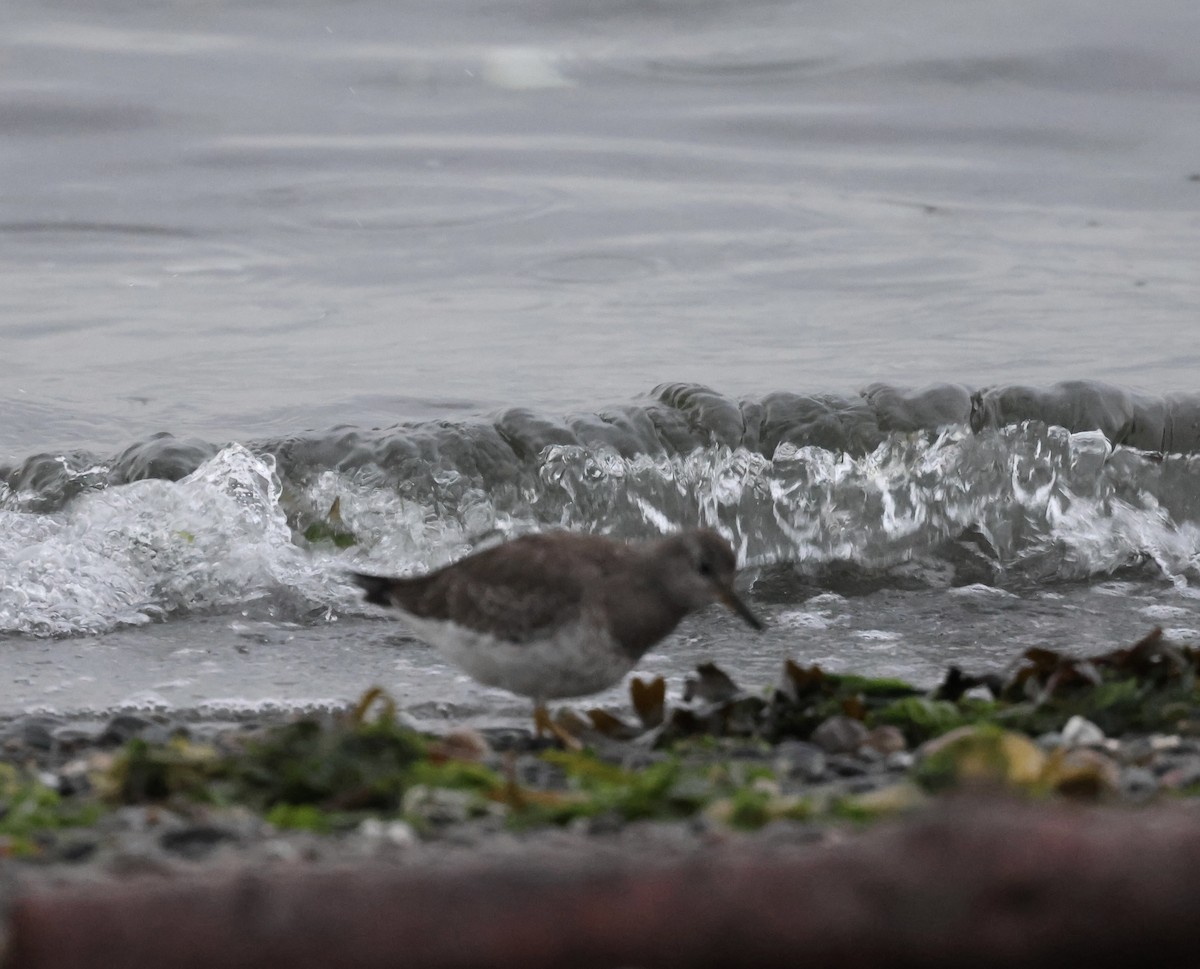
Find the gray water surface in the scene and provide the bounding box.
[4,0,1200,455]
[3,0,1200,721]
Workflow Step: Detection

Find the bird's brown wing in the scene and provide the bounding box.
[352,534,628,642]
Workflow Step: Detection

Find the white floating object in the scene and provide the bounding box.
[1061,715,1106,748]
[481,47,573,90]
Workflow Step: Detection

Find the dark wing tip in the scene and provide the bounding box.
[349,572,396,607]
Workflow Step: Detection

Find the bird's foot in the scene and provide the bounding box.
[534,704,583,751]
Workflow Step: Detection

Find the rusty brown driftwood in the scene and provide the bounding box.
[8,798,1200,969]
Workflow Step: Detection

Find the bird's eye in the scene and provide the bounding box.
[698,559,713,576]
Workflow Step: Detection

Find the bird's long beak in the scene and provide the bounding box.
[718,587,764,630]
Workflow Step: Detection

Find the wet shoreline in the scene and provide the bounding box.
[5,626,1200,888]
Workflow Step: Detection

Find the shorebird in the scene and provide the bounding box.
[350,528,762,740]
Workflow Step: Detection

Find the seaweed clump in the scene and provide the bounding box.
[7,627,1200,856]
[589,627,1195,751]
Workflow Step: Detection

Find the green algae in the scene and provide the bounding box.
[302,520,357,549]
[512,752,700,827]
[870,696,975,744]
[512,748,814,831]
[0,763,102,856]
[648,626,1200,749]
[300,496,358,549]
[99,689,505,833]
[914,724,1047,794]
[265,803,335,833]
[105,737,225,804]
[6,626,1200,852]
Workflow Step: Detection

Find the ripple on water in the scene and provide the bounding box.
[291,179,562,232]
[523,252,664,284]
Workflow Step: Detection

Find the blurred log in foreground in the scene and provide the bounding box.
[8,798,1200,969]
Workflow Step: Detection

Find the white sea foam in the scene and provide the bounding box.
[0,445,337,636]
[5,423,1200,639]
[540,424,1200,585]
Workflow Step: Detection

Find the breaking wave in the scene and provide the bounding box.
[3,380,1200,635]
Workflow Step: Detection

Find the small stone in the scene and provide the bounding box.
[1061,716,1106,748]
[585,811,627,836]
[842,782,928,817]
[16,716,63,752]
[1157,758,1200,791]
[160,825,240,860]
[358,818,418,846]
[1118,736,1157,766]
[54,769,92,798]
[105,841,177,878]
[863,726,907,755]
[55,836,99,863]
[812,716,869,755]
[774,741,827,781]
[428,728,491,763]
[825,754,871,777]
[137,723,176,747]
[99,714,156,746]
[261,839,303,863]
[111,805,183,834]
[401,785,478,826]
[1120,767,1160,802]
[1048,748,1120,799]
[842,775,885,794]
[51,722,106,753]
[917,726,1046,791]
[1151,752,1200,778]
[885,751,915,771]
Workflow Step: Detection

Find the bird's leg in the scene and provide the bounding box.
[533,702,582,751]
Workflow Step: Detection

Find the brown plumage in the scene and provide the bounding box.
[350,528,762,702]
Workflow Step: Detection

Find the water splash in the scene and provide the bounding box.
[6,399,1200,638]
[0,445,334,636]
[528,423,1200,583]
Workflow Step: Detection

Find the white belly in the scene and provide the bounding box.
[398,614,636,700]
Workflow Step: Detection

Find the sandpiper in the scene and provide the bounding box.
[350,528,762,738]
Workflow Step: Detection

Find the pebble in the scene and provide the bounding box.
[582,811,627,836]
[358,819,418,847]
[401,785,480,827]
[1117,736,1157,765]
[55,836,100,863]
[1120,767,1160,802]
[825,754,872,777]
[812,716,869,755]
[1051,748,1121,798]
[50,722,107,753]
[14,716,62,752]
[842,775,889,795]
[110,806,159,833]
[1061,716,1107,749]
[5,708,1200,887]
[774,741,827,782]
[160,825,241,860]
[1151,752,1200,780]
[99,714,157,746]
[1156,758,1200,790]
[863,726,907,756]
